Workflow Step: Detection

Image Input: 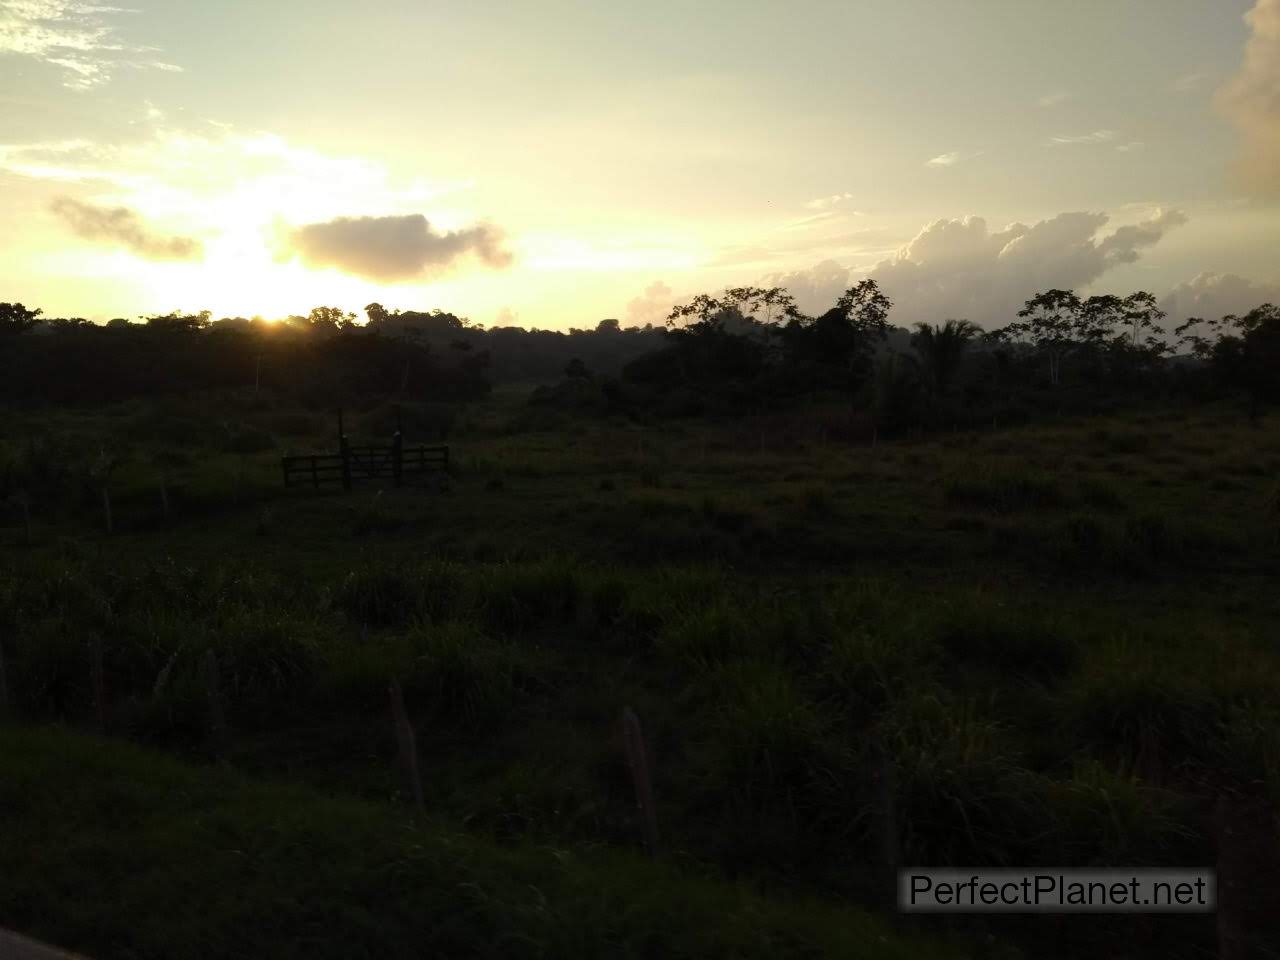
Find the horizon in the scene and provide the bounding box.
[2,0,1279,332]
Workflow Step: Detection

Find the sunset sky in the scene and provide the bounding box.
[2,0,1278,330]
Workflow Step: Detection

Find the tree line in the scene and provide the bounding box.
[1,286,1276,427]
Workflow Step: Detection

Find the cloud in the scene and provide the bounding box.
[1160,272,1280,323]
[1037,92,1071,108]
[49,195,203,260]
[926,152,962,167]
[494,306,520,327]
[710,227,899,270]
[1116,141,1145,153]
[1173,71,1208,92]
[1215,0,1280,194]
[767,209,1188,327]
[0,1,180,90]
[804,192,856,211]
[280,213,512,283]
[625,280,674,327]
[1048,130,1116,146]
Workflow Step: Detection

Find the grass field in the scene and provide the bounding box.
[2,387,1278,957]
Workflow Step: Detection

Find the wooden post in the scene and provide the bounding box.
[102,486,113,535]
[19,494,30,545]
[152,652,177,700]
[622,706,659,857]
[254,354,262,392]
[338,408,352,492]
[1215,793,1280,958]
[203,650,228,757]
[0,638,9,716]
[90,634,105,733]
[159,475,170,522]
[392,432,403,488]
[874,737,899,873]
[389,679,425,813]
[340,435,353,492]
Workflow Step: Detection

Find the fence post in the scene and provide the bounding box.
[90,634,106,733]
[622,706,659,857]
[203,650,228,757]
[102,486,113,535]
[393,432,403,488]
[341,435,353,492]
[389,679,425,814]
[159,475,170,522]
[152,652,177,701]
[19,494,31,545]
[0,638,9,716]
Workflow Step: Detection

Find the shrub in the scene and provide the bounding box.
[945,466,1067,512]
[934,599,1079,682]
[335,567,421,627]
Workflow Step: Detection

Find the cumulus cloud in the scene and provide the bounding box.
[1160,272,1280,323]
[49,195,202,260]
[0,1,180,90]
[767,209,1188,327]
[1215,0,1280,194]
[625,280,675,327]
[280,213,512,283]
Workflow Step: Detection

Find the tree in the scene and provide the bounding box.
[46,317,94,333]
[307,306,356,333]
[1007,289,1081,387]
[776,279,893,392]
[144,310,211,332]
[911,319,980,396]
[1178,304,1280,418]
[564,357,590,379]
[0,302,43,335]
[666,294,724,337]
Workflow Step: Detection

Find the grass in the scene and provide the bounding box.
[1,393,1277,957]
[0,726,950,960]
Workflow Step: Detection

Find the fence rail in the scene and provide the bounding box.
[282,442,448,490]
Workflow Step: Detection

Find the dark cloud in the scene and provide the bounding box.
[49,196,202,261]
[282,213,513,282]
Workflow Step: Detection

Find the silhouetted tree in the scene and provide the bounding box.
[911,319,980,396]
[1177,304,1280,419]
[0,302,43,335]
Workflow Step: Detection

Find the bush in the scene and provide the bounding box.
[945,466,1067,512]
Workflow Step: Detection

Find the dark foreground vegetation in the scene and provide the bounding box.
[1,284,1278,958]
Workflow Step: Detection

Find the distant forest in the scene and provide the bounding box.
[2,285,1276,431]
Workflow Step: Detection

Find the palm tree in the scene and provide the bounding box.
[911,319,981,396]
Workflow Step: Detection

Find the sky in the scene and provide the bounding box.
[2,0,1278,331]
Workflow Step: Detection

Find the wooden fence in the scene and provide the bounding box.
[281,409,448,491]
